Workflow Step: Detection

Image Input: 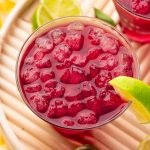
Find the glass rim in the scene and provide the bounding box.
[115,0,150,20]
[16,16,140,130]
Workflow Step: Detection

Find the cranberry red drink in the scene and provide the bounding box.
[16,17,138,132]
[113,0,150,43]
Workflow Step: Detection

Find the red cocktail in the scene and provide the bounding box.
[113,0,150,43]
[16,17,139,133]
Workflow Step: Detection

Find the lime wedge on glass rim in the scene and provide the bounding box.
[109,76,150,124]
[32,0,82,30]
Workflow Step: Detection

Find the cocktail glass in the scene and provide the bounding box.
[113,0,150,43]
[16,16,139,134]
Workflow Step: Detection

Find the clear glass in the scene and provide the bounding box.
[113,0,150,43]
[16,16,139,134]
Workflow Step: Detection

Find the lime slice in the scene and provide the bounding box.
[138,136,150,150]
[32,0,81,30]
[32,8,38,30]
[41,0,81,19]
[109,76,150,123]
[36,5,52,28]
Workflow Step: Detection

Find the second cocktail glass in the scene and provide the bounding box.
[113,0,150,43]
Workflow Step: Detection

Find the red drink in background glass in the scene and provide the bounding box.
[16,17,139,134]
[113,0,150,43]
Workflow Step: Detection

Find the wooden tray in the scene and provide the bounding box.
[0,0,150,149]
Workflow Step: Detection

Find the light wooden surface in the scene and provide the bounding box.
[0,0,150,150]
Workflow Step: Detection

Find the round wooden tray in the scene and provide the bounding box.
[0,0,150,150]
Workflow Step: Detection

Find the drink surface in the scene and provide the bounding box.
[19,22,135,129]
[118,0,150,18]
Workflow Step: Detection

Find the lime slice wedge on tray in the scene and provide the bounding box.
[32,5,52,30]
[41,0,81,19]
[32,0,82,29]
[32,8,38,30]
[37,5,52,27]
[109,76,150,124]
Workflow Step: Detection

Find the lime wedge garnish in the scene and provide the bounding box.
[32,0,81,30]
[109,76,150,124]
[32,8,38,30]
[138,136,150,150]
[41,0,82,19]
[33,5,52,27]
